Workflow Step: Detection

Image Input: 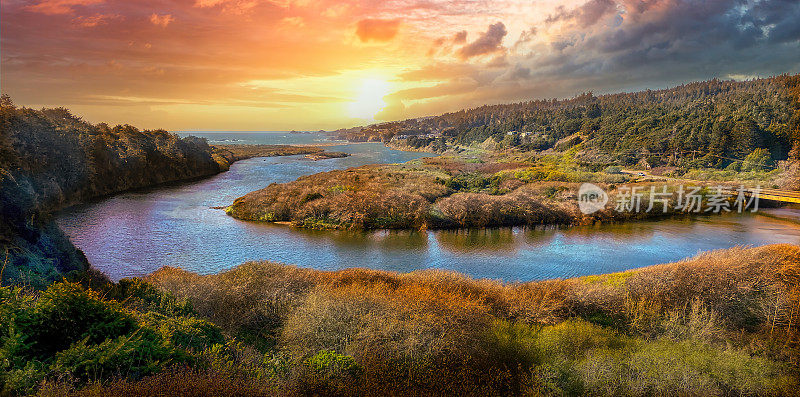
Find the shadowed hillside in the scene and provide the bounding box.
[0,96,229,284]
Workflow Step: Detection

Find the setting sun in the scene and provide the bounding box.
[348,78,391,121]
[3,1,800,394]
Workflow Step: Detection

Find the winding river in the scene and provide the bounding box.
[57,132,800,282]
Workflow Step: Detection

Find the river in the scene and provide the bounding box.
[56,132,800,282]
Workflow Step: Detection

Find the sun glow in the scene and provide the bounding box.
[348,78,391,120]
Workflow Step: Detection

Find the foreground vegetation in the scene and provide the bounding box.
[2,245,797,395]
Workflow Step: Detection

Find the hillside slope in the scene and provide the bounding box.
[338,75,800,170]
[0,97,229,284]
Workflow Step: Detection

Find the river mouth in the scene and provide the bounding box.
[56,132,800,282]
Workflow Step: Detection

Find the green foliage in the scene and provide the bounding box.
[359,76,799,168]
[577,339,793,395]
[682,167,780,182]
[140,313,224,352]
[443,173,502,193]
[296,350,362,395]
[23,282,136,360]
[305,350,360,377]
[106,278,195,317]
[485,319,795,396]
[0,281,223,395]
[513,167,545,182]
[50,329,187,382]
[742,147,773,171]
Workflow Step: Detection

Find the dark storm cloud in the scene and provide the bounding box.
[515,0,800,92]
[457,22,507,59]
[546,0,617,27]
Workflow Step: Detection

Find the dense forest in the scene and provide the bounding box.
[346,75,800,169]
[0,96,228,284]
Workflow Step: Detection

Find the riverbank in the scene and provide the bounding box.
[211,144,326,167]
[305,151,350,161]
[0,100,346,284]
[9,244,797,395]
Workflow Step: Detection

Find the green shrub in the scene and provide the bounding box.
[106,278,194,317]
[486,321,540,366]
[0,282,226,395]
[577,339,794,395]
[535,320,629,360]
[443,173,501,193]
[305,350,360,377]
[514,168,547,182]
[140,313,224,352]
[50,328,187,381]
[24,282,136,360]
[294,350,362,395]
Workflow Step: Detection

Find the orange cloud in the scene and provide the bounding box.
[72,13,119,28]
[6,0,800,131]
[193,0,259,14]
[356,19,401,42]
[149,13,174,27]
[281,16,305,28]
[26,0,104,15]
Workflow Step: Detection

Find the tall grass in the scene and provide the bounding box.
[137,244,800,395]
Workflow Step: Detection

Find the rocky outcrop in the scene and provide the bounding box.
[0,99,229,284]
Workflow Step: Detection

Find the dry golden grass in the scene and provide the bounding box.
[29,244,797,396]
[227,165,450,229]
[141,244,800,395]
[37,368,277,397]
[433,186,576,228]
[225,153,705,231]
[211,144,322,163]
[148,244,800,339]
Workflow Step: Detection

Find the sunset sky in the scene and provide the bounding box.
[2,0,800,131]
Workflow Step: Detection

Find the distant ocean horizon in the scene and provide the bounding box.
[177,131,342,146]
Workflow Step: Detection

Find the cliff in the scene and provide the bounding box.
[0,97,228,284]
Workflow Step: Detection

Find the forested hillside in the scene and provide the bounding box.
[349,75,800,169]
[0,96,228,284]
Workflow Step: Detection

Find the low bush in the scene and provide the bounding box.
[0,281,224,395]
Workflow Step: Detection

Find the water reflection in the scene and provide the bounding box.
[434,228,518,254]
[56,133,800,282]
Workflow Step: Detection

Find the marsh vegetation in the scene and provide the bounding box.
[2,245,797,395]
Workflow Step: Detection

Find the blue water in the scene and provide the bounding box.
[56,132,800,282]
[179,131,336,146]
